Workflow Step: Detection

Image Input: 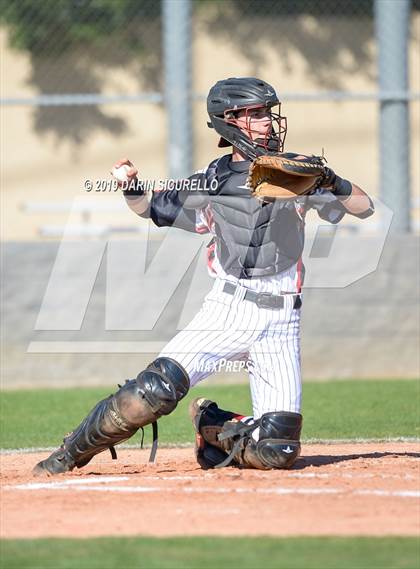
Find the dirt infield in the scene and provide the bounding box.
[1,442,419,539]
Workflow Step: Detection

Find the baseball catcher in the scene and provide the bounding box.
[34,77,374,475]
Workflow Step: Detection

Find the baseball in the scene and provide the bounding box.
[111,164,131,183]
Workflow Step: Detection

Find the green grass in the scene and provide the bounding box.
[1,536,419,569]
[1,386,419,569]
[0,380,418,449]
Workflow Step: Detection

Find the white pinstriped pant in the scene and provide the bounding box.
[159,278,302,418]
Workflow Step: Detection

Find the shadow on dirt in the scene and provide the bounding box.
[295,451,420,469]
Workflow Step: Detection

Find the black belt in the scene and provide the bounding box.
[223,282,302,310]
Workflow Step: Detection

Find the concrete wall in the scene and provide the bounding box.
[2,235,419,388]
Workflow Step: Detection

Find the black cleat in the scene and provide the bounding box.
[32,446,76,476]
[189,397,241,469]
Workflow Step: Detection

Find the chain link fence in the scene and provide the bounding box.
[194,0,376,90]
[2,0,162,93]
[1,0,419,236]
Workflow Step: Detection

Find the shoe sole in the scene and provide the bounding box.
[188,397,215,433]
[189,397,223,469]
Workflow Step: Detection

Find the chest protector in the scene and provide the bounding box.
[206,155,305,279]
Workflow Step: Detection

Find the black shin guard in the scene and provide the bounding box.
[216,411,302,470]
[33,358,189,475]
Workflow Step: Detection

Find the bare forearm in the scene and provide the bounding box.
[124,192,150,216]
[340,183,374,216]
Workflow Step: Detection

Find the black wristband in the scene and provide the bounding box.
[122,178,145,197]
[333,176,352,199]
[322,167,336,188]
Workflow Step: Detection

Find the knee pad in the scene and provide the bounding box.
[252,411,303,469]
[149,357,190,405]
[115,357,190,426]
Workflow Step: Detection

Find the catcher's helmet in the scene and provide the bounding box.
[207,77,287,159]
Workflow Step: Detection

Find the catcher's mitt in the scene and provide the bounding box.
[247,152,327,200]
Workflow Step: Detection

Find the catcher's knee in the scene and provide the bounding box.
[116,357,190,427]
[248,411,303,469]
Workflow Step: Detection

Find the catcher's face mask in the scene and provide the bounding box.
[223,104,287,154]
